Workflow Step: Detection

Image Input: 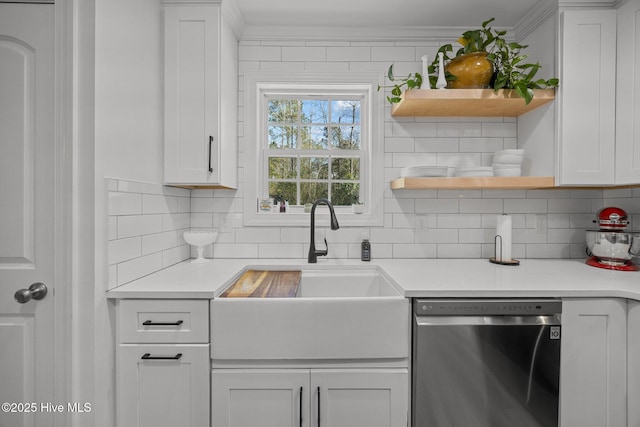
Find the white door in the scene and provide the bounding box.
[0,3,56,427]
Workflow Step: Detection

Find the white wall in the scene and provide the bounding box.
[95,0,163,184]
[93,1,164,426]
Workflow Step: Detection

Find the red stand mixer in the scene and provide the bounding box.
[585,207,640,271]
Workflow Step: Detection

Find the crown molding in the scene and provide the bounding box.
[240,25,501,43]
[514,0,559,40]
[221,0,245,39]
[160,0,245,39]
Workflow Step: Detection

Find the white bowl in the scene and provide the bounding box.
[494,149,525,156]
[183,231,218,263]
[492,163,522,169]
[492,154,524,164]
[400,166,448,178]
[493,167,522,177]
[453,167,493,177]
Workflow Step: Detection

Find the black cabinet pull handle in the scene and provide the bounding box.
[208,136,214,173]
[317,386,320,427]
[299,387,303,427]
[141,353,182,360]
[142,320,183,326]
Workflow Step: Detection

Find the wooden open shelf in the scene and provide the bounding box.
[390,176,555,190]
[390,88,555,117]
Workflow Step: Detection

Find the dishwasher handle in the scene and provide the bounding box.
[415,314,561,326]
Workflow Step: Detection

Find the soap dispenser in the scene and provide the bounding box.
[361,238,371,261]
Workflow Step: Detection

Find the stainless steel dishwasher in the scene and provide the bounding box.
[412,299,561,427]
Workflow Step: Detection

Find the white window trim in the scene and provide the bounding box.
[243,71,384,227]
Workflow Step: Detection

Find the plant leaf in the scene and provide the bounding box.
[387,65,395,81]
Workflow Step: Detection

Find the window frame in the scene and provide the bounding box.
[243,71,384,227]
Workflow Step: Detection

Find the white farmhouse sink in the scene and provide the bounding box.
[296,269,401,297]
[211,266,409,361]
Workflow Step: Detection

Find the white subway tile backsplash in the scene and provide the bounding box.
[109,192,142,215]
[109,237,141,265]
[436,123,482,138]
[437,244,482,258]
[327,46,371,62]
[104,39,640,287]
[393,243,437,258]
[371,46,415,62]
[142,194,179,214]
[117,214,163,238]
[116,253,163,286]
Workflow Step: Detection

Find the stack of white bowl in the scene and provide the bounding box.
[492,149,524,176]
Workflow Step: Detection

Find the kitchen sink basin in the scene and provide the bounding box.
[295,269,401,297]
[211,266,409,361]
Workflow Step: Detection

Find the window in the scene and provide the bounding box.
[266,97,362,206]
[244,72,384,226]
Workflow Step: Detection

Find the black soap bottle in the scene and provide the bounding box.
[361,239,371,261]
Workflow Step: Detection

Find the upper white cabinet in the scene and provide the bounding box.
[557,4,640,185]
[162,0,238,188]
[521,3,640,186]
[615,0,640,184]
[558,9,617,185]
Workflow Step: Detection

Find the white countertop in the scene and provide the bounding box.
[105,258,640,301]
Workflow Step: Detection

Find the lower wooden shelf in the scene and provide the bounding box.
[390,176,555,190]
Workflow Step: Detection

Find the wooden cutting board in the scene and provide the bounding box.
[220,270,302,298]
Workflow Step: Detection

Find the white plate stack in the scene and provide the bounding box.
[400,166,448,178]
[492,149,524,176]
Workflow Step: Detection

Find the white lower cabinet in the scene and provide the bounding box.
[115,299,210,427]
[118,344,210,427]
[560,298,627,427]
[211,369,409,427]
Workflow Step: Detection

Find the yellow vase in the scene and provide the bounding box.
[445,52,494,89]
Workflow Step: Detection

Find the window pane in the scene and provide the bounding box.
[268,126,298,149]
[300,182,328,205]
[300,126,329,149]
[331,100,360,124]
[269,157,297,179]
[300,157,328,179]
[268,100,299,123]
[269,182,297,205]
[331,157,360,180]
[331,126,361,149]
[331,183,360,206]
[301,100,328,123]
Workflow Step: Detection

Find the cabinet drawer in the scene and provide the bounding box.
[119,299,209,343]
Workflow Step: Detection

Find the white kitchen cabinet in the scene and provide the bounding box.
[211,369,409,427]
[116,299,210,427]
[162,0,238,188]
[558,9,617,185]
[629,300,640,427]
[560,298,627,427]
[615,0,640,184]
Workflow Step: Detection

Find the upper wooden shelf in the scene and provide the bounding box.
[390,88,555,117]
[390,176,555,190]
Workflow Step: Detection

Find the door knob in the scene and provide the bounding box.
[14,282,48,304]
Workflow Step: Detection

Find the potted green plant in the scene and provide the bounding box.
[379,18,559,105]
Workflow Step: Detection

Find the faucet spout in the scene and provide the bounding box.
[308,198,340,263]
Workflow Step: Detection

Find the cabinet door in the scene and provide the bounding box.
[312,369,408,427]
[212,369,310,427]
[560,299,626,427]
[117,344,210,427]
[615,0,640,184]
[559,10,617,185]
[163,5,220,185]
